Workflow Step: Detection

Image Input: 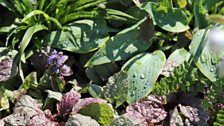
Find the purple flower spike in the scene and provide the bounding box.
[47,50,69,75]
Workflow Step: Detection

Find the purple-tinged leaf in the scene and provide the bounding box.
[0,57,18,82]
[72,98,107,113]
[14,95,42,117]
[1,95,44,125]
[28,113,58,126]
[57,91,81,116]
[65,114,100,126]
[125,95,167,125]
[178,104,209,126]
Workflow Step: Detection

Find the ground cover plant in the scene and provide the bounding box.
[0,0,224,125]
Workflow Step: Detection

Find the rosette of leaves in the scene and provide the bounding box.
[123,95,167,126]
[0,95,58,126]
[57,91,81,116]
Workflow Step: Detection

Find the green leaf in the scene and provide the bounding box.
[88,84,104,98]
[140,2,189,32]
[103,71,129,107]
[189,29,218,82]
[161,48,190,77]
[79,103,114,126]
[122,51,166,104]
[0,86,10,111]
[168,48,190,65]
[0,0,16,12]
[193,0,208,29]
[45,90,62,101]
[19,72,38,91]
[85,18,150,67]
[15,24,47,63]
[44,19,114,53]
[22,10,62,28]
[86,63,119,84]
[203,0,220,11]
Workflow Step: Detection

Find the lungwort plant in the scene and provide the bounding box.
[0,0,224,125]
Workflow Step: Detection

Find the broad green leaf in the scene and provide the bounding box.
[122,51,166,104]
[193,0,208,29]
[88,84,104,98]
[79,103,114,126]
[86,63,119,84]
[161,48,190,77]
[189,29,218,82]
[103,71,129,107]
[45,90,62,101]
[140,2,189,32]
[203,0,220,11]
[44,19,114,53]
[19,72,38,91]
[85,18,150,67]
[168,48,190,65]
[15,24,47,63]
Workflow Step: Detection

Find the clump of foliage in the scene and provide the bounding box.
[0,0,224,125]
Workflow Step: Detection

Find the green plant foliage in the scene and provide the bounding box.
[140,2,189,32]
[0,0,224,125]
[103,71,129,107]
[86,63,119,84]
[214,109,224,126]
[168,48,190,65]
[44,19,116,53]
[122,51,166,104]
[153,62,208,95]
[193,0,209,29]
[79,103,114,126]
[19,72,38,91]
[189,28,223,82]
[85,18,150,67]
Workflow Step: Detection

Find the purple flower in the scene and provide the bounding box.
[47,50,68,75]
[48,50,68,67]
